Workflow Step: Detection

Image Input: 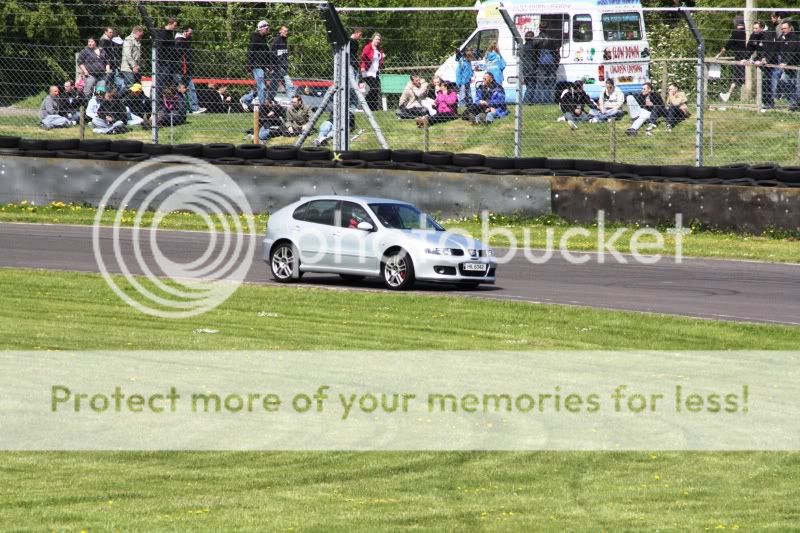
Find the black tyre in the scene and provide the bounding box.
[336,159,367,168]
[212,157,245,166]
[339,274,365,282]
[203,143,236,159]
[0,148,21,157]
[747,164,777,181]
[491,168,520,175]
[461,166,493,174]
[756,179,781,187]
[366,161,397,169]
[270,242,301,282]
[515,157,547,170]
[141,143,173,156]
[172,143,203,157]
[605,162,632,174]
[86,151,119,160]
[633,164,661,176]
[612,173,641,181]
[421,151,453,166]
[694,178,723,185]
[396,162,430,171]
[660,165,689,178]
[581,170,611,177]
[775,166,800,184]
[545,158,574,170]
[19,139,48,151]
[687,166,717,179]
[639,175,664,182]
[305,160,335,168]
[22,149,56,158]
[274,160,306,167]
[110,140,143,154]
[360,149,391,162]
[726,177,756,186]
[553,169,580,176]
[235,144,267,159]
[381,249,415,290]
[118,153,150,162]
[337,150,361,160]
[79,139,110,152]
[520,168,553,176]
[431,165,464,173]
[297,146,330,161]
[249,158,276,166]
[391,149,423,163]
[56,150,87,159]
[267,145,299,160]
[452,153,485,167]
[665,177,694,183]
[0,136,20,148]
[484,156,515,170]
[574,159,605,172]
[717,163,748,180]
[47,139,79,151]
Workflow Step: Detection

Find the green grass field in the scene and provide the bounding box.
[1,268,799,530]
[4,99,800,166]
[2,202,798,263]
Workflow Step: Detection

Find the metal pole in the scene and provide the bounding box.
[295,85,335,147]
[498,3,524,158]
[514,103,521,157]
[151,48,158,144]
[423,120,429,152]
[679,4,705,167]
[79,105,85,140]
[253,106,260,144]
[348,69,389,149]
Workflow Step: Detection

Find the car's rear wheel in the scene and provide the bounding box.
[270,242,301,282]
[381,250,414,290]
[339,274,365,282]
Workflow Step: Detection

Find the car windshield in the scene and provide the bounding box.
[368,203,444,231]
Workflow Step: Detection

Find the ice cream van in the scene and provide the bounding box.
[436,0,651,103]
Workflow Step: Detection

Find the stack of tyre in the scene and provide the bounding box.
[1,135,799,187]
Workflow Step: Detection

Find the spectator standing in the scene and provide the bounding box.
[748,21,777,111]
[347,27,364,106]
[59,80,84,123]
[40,86,74,129]
[483,41,506,85]
[245,20,271,110]
[716,16,748,102]
[99,27,124,91]
[360,33,385,111]
[535,21,561,103]
[558,79,596,130]
[456,48,475,105]
[120,26,144,90]
[284,95,311,136]
[519,32,538,104]
[396,75,429,119]
[174,28,206,114]
[266,25,294,102]
[592,78,625,122]
[77,38,109,97]
[626,82,665,135]
[145,16,179,99]
[776,21,800,111]
[92,89,128,134]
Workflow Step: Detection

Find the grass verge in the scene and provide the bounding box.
[1,202,798,263]
[1,268,798,530]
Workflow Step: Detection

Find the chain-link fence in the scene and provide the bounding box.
[1,3,799,166]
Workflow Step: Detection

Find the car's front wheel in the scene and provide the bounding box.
[270,242,301,282]
[381,249,414,290]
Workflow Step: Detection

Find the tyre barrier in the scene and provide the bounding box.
[4,137,800,188]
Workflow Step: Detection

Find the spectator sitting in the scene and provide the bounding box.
[559,79,597,130]
[255,99,285,142]
[626,82,665,135]
[421,75,443,115]
[156,86,186,127]
[92,89,128,134]
[59,80,84,123]
[663,83,690,131]
[40,85,75,129]
[466,72,508,124]
[417,81,459,127]
[592,78,625,122]
[122,83,151,127]
[198,83,233,113]
[85,83,105,120]
[284,95,311,136]
[396,75,430,119]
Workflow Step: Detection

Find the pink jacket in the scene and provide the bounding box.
[435,90,458,114]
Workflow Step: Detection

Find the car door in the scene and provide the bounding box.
[331,201,380,273]
[294,199,339,269]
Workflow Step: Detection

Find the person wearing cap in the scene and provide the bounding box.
[121,26,145,90]
[122,83,151,126]
[246,20,272,110]
[85,82,106,120]
[558,79,596,130]
[715,16,748,102]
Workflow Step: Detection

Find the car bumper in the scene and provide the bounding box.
[415,256,497,284]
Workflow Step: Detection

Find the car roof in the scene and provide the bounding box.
[297,195,414,206]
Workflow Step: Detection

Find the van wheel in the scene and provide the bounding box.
[381,250,415,290]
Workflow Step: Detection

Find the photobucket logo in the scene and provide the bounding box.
[92,155,257,318]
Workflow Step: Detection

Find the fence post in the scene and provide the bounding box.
[679,6,705,167]
[498,3,524,158]
[253,106,260,144]
[423,120,430,152]
[79,105,85,140]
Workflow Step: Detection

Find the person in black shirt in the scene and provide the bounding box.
[266,25,294,102]
[776,21,800,110]
[245,20,271,109]
[59,80,85,122]
[92,90,128,134]
[716,16,748,102]
[748,21,778,111]
[519,31,538,104]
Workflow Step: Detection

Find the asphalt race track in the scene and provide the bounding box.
[1,223,798,325]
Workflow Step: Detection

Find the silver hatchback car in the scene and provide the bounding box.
[263,195,497,290]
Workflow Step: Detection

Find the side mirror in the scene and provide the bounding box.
[357,221,374,231]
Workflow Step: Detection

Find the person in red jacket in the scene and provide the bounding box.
[360,32,385,111]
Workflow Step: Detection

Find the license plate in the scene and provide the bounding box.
[462,263,487,272]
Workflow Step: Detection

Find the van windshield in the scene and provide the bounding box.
[602,12,642,41]
[462,29,499,60]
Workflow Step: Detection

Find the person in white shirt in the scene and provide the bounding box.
[591,78,625,122]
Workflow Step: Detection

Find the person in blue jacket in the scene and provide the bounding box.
[455,48,475,105]
[472,72,508,124]
[483,41,506,85]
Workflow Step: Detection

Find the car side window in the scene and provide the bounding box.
[292,203,308,221]
[302,199,339,226]
[340,202,373,229]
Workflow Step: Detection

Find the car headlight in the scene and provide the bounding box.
[425,247,455,256]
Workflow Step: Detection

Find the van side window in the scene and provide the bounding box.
[464,29,499,60]
[602,12,641,41]
[573,14,592,43]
